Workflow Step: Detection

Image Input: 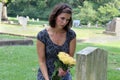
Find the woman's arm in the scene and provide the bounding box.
[69,37,76,57]
[58,37,76,77]
[36,40,49,80]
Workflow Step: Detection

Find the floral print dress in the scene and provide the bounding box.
[37,29,76,80]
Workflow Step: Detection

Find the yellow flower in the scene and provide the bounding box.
[57,52,76,65]
[52,52,76,79]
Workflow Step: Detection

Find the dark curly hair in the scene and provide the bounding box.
[49,3,72,31]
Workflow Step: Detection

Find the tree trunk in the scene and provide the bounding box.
[2,4,8,21]
[0,2,3,22]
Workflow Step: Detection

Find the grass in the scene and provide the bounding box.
[0,21,120,80]
[0,39,120,80]
[72,27,107,39]
[0,45,38,80]
[0,23,42,37]
[0,17,48,37]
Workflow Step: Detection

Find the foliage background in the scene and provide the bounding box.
[1,0,119,24]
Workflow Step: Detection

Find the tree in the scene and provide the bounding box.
[97,2,120,24]
[7,0,47,19]
[77,1,97,25]
[0,0,12,21]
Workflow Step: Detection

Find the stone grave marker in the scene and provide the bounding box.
[36,18,39,22]
[73,20,80,27]
[76,47,108,80]
[103,17,120,36]
[26,16,29,21]
[95,21,98,28]
[87,22,91,28]
[18,16,28,28]
[0,39,33,46]
[32,18,35,22]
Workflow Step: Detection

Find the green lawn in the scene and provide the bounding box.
[0,45,38,80]
[0,39,120,80]
[0,23,42,37]
[0,22,120,80]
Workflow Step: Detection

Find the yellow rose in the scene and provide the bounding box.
[58,52,76,65]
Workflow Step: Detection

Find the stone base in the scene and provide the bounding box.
[0,39,33,46]
[103,31,117,36]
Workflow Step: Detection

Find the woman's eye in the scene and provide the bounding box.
[66,19,70,22]
[61,17,65,20]
[61,17,70,22]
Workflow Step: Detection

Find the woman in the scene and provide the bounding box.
[36,3,76,80]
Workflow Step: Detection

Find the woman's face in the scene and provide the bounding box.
[55,13,71,29]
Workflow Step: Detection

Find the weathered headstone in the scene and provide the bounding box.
[87,22,91,28]
[36,18,39,22]
[0,2,3,23]
[18,16,28,28]
[95,21,98,28]
[0,39,33,46]
[103,18,120,36]
[26,16,29,21]
[32,18,35,22]
[73,20,80,27]
[76,47,108,80]
[16,15,19,19]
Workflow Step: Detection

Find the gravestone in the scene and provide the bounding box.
[18,16,28,28]
[87,22,91,28]
[76,47,108,80]
[32,18,35,22]
[103,18,120,36]
[36,18,39,22]
[26,16,29,21]
[95,21,98,28]
[73,20,80,27]
[0,2,3,23]
[0,39,33,46]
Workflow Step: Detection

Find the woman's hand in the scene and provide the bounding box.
[58,68,67,77]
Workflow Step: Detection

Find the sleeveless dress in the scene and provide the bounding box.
[37,29,76,80]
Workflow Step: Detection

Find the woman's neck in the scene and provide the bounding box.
[48,27,65,33]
